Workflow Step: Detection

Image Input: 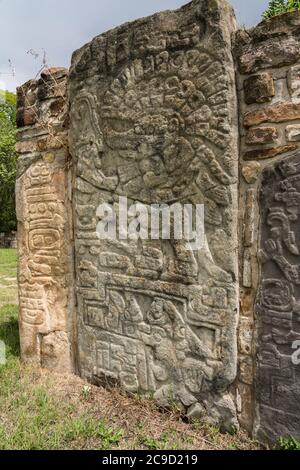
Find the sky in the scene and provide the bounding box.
[0,0,270,92]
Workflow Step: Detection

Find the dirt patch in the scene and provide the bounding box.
[34,369,261,450]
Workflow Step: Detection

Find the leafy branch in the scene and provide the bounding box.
[263,0,300,19]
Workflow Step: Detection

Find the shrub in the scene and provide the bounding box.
[0,90,17,233]
[279,435,300,450]
[263,0,300,19]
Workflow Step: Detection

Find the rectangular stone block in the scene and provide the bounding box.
[243,73,275,105]
[286,124,300,142]
[69,0,239,431]
[243,144,298,161]
[245,127,278,145]
[288,64,300,104]
[244,102,300,128]
[236,12,300,74]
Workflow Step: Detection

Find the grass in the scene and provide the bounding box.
[279,436,300,450]
[0,249,17,276]
[0,300,125,450]
[0,248,261,450]
[0,249,18,307]
[0,301,125,450]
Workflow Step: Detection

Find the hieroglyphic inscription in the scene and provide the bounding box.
[17,160,71,368]
[256,152,300,442]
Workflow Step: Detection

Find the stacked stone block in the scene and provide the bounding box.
[236,11,300,442]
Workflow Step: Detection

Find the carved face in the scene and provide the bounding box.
[261,279,292,312]
[147,299,166,325]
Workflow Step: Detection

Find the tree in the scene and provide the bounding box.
[263,0,300,19]
[0,90,17,233]
[287,0,300,11]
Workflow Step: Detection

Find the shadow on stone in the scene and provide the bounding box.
[0,313,20,359]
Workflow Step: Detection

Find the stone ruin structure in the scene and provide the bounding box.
[0,231,17,248]
[15,0,300,443]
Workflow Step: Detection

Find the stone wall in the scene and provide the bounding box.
[235,12,300,442]
[15,0,300,443]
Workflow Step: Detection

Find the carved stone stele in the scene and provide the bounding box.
[69,0,239,429]
[255,152,300,442]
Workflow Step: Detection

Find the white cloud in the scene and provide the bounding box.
[0,0,270,91]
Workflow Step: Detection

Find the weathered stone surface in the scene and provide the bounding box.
[187,402,205,421]
[244,102,300,127]
[69,0,239,428]
[15,133,68,154]
[239,37,300,74]
[16,107,38,127]
[240,291,254,316]
[41,67,68,80]
[38,68,68,101]
[244,74,275,105]
[288,64,300,104]
[188,392,239,432]
[245,127,278,145]
[16,79,38,108]
[235,10,300,443]
[243,144,298,161]
[41,331,72,371]
[241,162,261,184]
[238,317,253,356]
[242,249,252,288]
[286,124,300,142]
[236,12,300,74]
[237,383,253,433]
[15,0,300,445]
[255,152,300,443]
[16,71,74,372]
[244,189,255,247]
[239,356,253,385]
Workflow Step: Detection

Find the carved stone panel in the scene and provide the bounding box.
[255,152,300,442]
[16,70,74,372]
[69,0,239,428]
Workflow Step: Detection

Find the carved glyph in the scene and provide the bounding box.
[256,152,300,442]
[17,158,71,369]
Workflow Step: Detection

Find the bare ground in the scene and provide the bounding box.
[31,368,261,450]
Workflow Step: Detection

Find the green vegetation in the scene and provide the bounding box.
[0,249,17,306]
[263,0,300,19]
[0,301,125,450]
[0,249,125,450]
[279,436,300,450]
[0,90,17,233]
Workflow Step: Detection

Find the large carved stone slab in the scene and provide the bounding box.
[255,152,300,442]
[69,0,239,428]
